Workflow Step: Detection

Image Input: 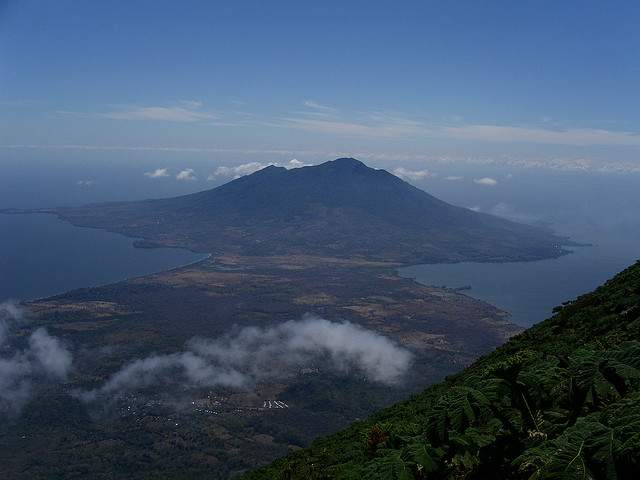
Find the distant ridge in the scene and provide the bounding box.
[43,158,569,263]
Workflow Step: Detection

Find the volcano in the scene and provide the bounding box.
[45,158,568,263]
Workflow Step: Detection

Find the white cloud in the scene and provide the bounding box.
[145,168,169,178]
[28,328,73,378]
[287,158,310,169]
[443,175,464,181]
[209,162,268,180]
[76,316,413,402]
[209,159,311,180]
[76,179,94,187]
[473,177,498,186]
[176,168,196,181]
[0,302,73,415]
[393,167,434,181]
[302,100,337,112]
[0,302,22,345]
[468,206,482,212]
[100,101,217,123]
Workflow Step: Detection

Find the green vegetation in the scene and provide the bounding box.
[245,261,640,479]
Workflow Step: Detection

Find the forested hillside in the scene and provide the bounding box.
[245,261,640,479]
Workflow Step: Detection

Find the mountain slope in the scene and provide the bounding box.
[45,158,568,263]
[244,260,640,479]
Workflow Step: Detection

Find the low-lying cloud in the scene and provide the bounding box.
[210,161,267,179]
[176,168,196,181]
[145,168,169,178]
[78,316,412,402]
[209,159,311,180]
[393,167,434,181]
[473,177,498,186]
[0,302,73,415]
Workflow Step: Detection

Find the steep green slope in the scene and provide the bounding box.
[244,261,640,479]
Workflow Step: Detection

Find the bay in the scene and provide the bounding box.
[0,213,204,302]
[399,236,640,326]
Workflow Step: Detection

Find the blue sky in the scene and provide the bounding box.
[1,0,640,173]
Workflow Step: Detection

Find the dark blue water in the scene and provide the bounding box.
[1,150,639,320]
[397,170,640,327]
[399,236,640,327]
[0,213,204,302]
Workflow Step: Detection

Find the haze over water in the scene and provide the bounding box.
[402,168,640,326]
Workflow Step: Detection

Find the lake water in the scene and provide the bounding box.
[0,213,204,302]
[399,237,640,326]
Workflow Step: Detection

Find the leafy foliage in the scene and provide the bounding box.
[244,261,640,479]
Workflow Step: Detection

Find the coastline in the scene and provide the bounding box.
[0,211,207,304]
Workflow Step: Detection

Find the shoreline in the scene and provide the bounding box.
[0,211,208,304]
[4,210,582,326]
[395,241,640,329]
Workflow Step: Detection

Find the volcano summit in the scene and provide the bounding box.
[39,158,567,263]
